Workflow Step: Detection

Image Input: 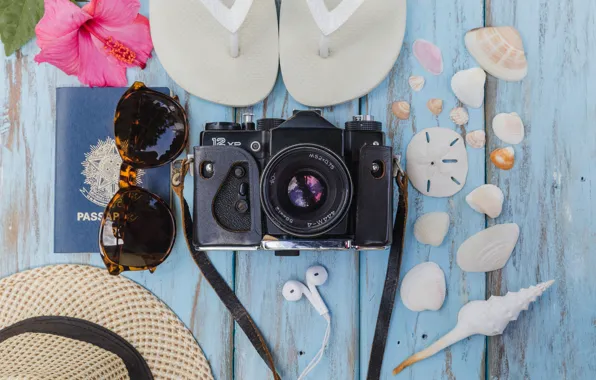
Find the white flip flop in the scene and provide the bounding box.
[280,0,407,107]
[150,0,279,107]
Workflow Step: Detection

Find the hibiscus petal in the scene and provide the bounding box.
[82,0,140,28]
[36,0,91,48]
[85,14,153,67]
[34,30,80,75]
[77,28,127,87]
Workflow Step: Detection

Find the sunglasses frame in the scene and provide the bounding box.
[99,82,189,275]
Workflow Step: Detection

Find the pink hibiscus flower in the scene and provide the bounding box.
[35,0,153,87]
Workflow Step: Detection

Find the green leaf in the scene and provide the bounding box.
[0,0,45,56]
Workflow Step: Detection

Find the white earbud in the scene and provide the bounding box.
[282,265,331,380]
[282,266,329,315]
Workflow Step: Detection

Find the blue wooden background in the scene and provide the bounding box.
[0,0,593,379]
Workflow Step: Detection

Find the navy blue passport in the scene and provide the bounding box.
[55,87,171,253]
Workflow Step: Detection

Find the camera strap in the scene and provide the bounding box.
[172,157,408,380]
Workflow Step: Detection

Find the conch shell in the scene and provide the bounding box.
[393,280,555,375]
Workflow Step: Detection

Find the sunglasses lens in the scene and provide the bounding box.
[100,188,175,271]
[115,84,188,168]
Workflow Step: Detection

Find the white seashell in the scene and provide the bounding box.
[456,223,520,272]
[451,68,486,108]
[406,128,468,198]
[392,101,411,120]
[409,76,425,92]
[492,113,524,145]
[466,184,504,218]
[466,130,486,148]
[414,212,450,247]
[427,98,443,116]
[490,147,515,170]
[393,280,554,375]
[465,26,528,82]
[400,262,446,312]
[450,107,469,125]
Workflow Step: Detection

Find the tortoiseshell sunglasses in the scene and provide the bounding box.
[99,82,189,275]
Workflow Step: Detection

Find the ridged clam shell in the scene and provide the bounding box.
[409,76,425,92]
[400,262,446,312]
[414,212,450,246]
[392,101,411,120]
[450,107,469,125]
[466,184,504,218]
[490,147,515,170]
[457,223,520,272]
[493,113,524,145]
[466,130,486,148]
[465,26,528,82]
[427,98,443,116]
[451,68,486,108]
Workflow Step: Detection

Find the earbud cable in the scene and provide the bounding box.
[297,313,331,380]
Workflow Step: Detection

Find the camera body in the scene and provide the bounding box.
[192,110,394,251]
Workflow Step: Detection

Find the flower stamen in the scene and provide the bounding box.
[105,37,136,65]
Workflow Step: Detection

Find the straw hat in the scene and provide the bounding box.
[0,265,213,379]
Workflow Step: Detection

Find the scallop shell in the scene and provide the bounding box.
[466,184,504,218]
[409,76,425,92]
[451,68,486,108]
[466,130,486,148]
[414,212,450,246]
[427,98,443,116]
[465,26,528,82]
[406,128,468,198]
[413,40,443,75]
[493,113,525,145]
[392,101,411,120]
[490,147,515,170]
[400,262,446,312]
[456,223,520,272]
[450,107,469,125]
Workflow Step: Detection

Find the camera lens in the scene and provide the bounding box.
[261,144,352,237]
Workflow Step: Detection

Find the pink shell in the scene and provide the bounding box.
[413,39,444,76]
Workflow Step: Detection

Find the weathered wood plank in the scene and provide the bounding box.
[486,1,596,379]
[233,76,360,379]
[360,0,487,378]
[0,2,235,378]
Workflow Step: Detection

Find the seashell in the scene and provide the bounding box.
[413,39,443,75]
[393,280,555,375]
[466,130,486,149]
[450,107,469,125]
[392,101,411,120]
[414,212,450,247]
[456,223,520,272]
[451,68,486,108]
[493,113,525,145]
[427,98,443,116]
[406,127,468,197]
[409,76,425,92]
[400,262,446,312]
[465,26,528,82]
[466,184,504,218]
[490,147,515,170]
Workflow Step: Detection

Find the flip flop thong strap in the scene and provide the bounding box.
[198,0,253,34]
[306,0,365,36]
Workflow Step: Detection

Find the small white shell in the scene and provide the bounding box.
[400,262,446,312]
[466,130,486,148]
[466,184,504,218]
[414,212,450,246]
[427,98,443,116]
[492,113,525,144]
[406,128,469,198]
[450,107,469,125]
[409,76,425,92]
[392,101,411,120]
[451,68,486,108]
[457,223,520,272]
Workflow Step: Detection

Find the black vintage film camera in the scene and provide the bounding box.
[192,110,394,251]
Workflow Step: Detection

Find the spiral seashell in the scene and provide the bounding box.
[392,101,411,120]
